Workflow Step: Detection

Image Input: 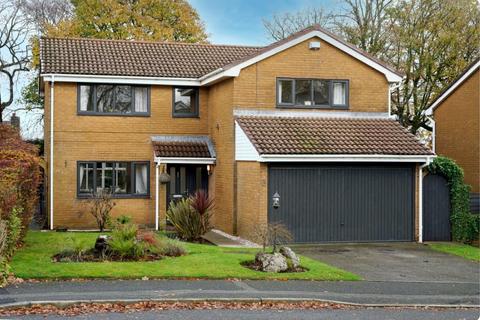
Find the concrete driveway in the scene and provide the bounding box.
[294,242,479,283]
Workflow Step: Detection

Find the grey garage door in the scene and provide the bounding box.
[268,164,415,243]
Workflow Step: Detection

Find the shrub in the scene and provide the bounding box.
[427,157,479,243]
[159,239,187,257]
[0,208,22,286]
[116,215,132,225]
[249,222,293,253]
[0,125,40,235]
[111,223,138,241]
[166,190,214,241]
[83,190,116,231]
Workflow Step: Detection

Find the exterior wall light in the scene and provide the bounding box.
[272,192,280,209]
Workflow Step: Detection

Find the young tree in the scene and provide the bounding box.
[0,1,31,122]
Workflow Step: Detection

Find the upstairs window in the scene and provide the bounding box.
[78,84,150,115]
[172,87,199,117]
[277,78,349,109]
[78,161,149,197]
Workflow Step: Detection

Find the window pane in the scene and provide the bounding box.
[313,80,329,105]
[114,162,131,194]
[333,82,347,105]
[115,85,132,113]
[79,85,94,111]
[173,87,197,115]
[96,85,115,112]
[295,80,312,106]
[278,80,293,104]
[134,163,148,194]
[96,162,114,193]
[134,87,148,112]
[79,163,94,194]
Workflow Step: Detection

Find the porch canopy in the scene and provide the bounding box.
[152,135,216,164]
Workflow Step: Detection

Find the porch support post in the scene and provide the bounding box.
[155,162,159,231]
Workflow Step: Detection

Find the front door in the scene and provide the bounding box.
[166,164,208,207]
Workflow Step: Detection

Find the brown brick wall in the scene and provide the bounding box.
[44,82,208,228]
[236,161,268,239]
[434,69,480,193]
[207,79,235,233]
[233,37,389,112]
[44,35,394,231]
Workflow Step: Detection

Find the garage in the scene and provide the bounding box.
[268,164,415,243]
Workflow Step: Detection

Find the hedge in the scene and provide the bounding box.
[427,157,479,243]
[0,125,41,286]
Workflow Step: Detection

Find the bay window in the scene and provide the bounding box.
[78,84,150,115]
[78,161,149,197]
[277,78,349,108]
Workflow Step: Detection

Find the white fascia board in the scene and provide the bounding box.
[259,154,434,163]
[425,61,480,115]
[41,74,201,86]
[201,30,403,85]
[154,157,216,164]
[235,122,260,161]
[233,109,389,119]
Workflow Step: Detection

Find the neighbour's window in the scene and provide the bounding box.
[277,78,349,108]
[78,161,149,197]
[78,84,150,115]
[172,87,199,117]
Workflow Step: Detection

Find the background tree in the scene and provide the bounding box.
[16,0,208,131]
[263,7,334,41]
[389,0,480,132]
[263,0,480,134]
[0,1,31,122]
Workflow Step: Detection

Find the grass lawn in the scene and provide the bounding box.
[428,242,480,262]
[11,231,360,281]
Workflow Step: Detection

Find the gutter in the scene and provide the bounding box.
[49,75,55,230]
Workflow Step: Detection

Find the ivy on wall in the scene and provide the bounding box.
[427,157,479,243]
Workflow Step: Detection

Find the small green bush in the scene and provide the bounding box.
[159,239,186,257]
[427,157,479,243]
[166,190,214,241]
[111,223,138,241]
[116,215,132,225]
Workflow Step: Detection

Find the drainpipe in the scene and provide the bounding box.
[418,157,433,243]
[50,75,55,230]
[155,161,159,231]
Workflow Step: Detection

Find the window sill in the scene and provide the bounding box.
[77,194,150,199]
[172,114,200,118]
[276,105,349,110]
[77,112,150,117]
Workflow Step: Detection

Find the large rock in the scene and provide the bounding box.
[94,235,109,254]
[255,252,288,273]
[280,246,300,268]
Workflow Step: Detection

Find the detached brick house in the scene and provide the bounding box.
[40,26,434,243]
[426,58,480,211]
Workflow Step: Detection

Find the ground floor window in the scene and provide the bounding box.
[78,161,149,197]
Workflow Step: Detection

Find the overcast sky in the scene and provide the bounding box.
[8,0,339,139]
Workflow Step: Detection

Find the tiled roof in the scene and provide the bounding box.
[236,116,433,155]
[152,136,214,158]
[39,25,402,79]
[40,37,261,78]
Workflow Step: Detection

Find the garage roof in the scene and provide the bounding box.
[235,116,433,156]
